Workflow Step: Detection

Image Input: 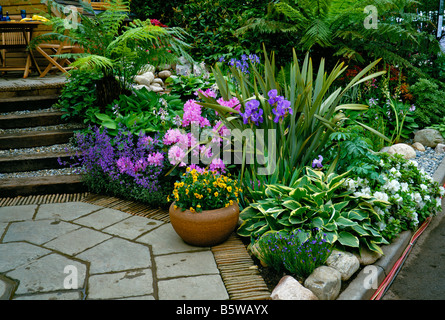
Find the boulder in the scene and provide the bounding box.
[134,71,154,86]
[353,247,382,266]
[304,266,341,300]
[387,143,417,159]
[414,129,445,148]
[326,250,360,281]
[411,142,425,152]
[158,70,172,79]
[435,143,445,154]
[150,85,164,93]
[271,276,318,300]
[152,78,164,86]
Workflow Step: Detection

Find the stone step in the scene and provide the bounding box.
[0,174,86,197]
[0,95,60,112]
[0,111,67,129]
[0,129,76,150]
[0,151,75,173]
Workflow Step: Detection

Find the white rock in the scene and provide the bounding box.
[411,142,425,152]
[304,266,341,300]
[134,71,154,86]
[387,143,417,159]
[414,128,445,148]
[133,84,151,91]
[158,70,172,79]
[271,276,318,300]
[150,85,164,93]
[326,250,360,281]
[152,78,164,86]
[353,247,382,266]
[435,143,445,154]
[151,82,162,88]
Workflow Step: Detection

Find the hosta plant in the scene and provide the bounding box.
[237,167,391,254]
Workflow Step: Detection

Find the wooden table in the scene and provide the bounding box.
[0,21,42,78]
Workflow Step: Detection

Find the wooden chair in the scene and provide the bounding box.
[35,42,75,77]
[1,30,34,78]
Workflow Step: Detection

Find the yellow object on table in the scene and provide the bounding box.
[20,15,49,23]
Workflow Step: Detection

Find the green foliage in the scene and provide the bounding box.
[169,0,269,63]
[92,87,184,136]
[54,70,101,121]
[237,167,390,254]
[410,78,445,128]
[165,73,216,100]
[429,117,445,138]
[238,0,441,75]
[324,126,383,183]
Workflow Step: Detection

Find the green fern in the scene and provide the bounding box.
[237,0,441,74]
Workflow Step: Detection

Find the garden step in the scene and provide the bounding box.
[0,111,68,129]
[0,151,75,173]
[0,129,76,150]
[0,95,60,113]
[0,174,85,197]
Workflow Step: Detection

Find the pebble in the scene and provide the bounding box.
[0,167,80,179]
[0,143,77,156]
[0,123,85,135]
[414,147,445,177]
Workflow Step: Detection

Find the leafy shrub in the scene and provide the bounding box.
[254,229,333,279]
[169,0,269,63]
[92,87,184,136]
[237,167,390,254]
[54,70,101,121]
[410,78,445,128]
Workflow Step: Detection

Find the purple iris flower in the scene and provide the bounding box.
[239,99,263,126]
[312,155,323,168]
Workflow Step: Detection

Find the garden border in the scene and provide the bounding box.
[338,155,445,300]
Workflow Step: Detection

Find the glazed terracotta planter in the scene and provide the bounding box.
[169,202,240,247]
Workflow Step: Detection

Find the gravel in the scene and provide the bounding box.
[0,123,85,135]
[0,106,60,116]
[0,167,81,179]
[0,143,78,157]
[414,147,445,177]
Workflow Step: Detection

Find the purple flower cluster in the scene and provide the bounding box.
[239,99,264,125]
[268,89,292,123]
[223,54,260,74]
[71,126,165,192]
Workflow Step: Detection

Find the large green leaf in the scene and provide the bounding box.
[338,231,360,248]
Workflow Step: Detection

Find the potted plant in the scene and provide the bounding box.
[168,166,241,246]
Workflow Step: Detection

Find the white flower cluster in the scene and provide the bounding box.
[344,157,444,233]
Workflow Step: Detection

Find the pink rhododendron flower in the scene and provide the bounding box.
[209,158,226,173]
[168,146,186,167]
[147,151,164,167]
[163,128,184,145]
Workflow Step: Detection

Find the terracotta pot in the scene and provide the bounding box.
[169,202,240,247]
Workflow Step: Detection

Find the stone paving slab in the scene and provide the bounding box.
[0,202,229,300]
